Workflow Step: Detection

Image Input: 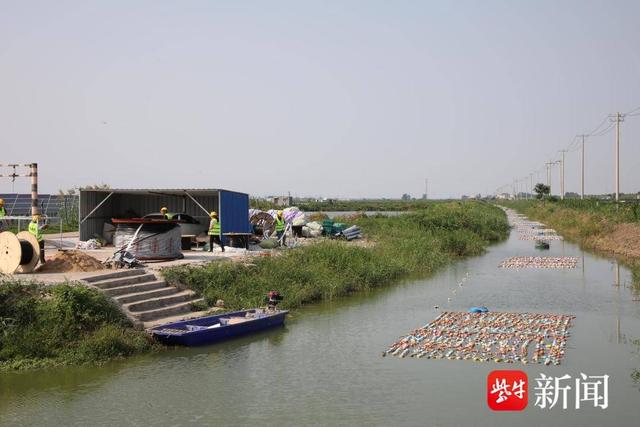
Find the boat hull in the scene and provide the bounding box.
[150,309,288,346]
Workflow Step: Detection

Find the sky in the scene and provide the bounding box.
[1,0,639,199]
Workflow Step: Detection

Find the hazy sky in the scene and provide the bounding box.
[1,0,639,199]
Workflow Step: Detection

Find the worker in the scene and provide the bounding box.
[275,210,286,246]
[160,207,173,220]
[0,199,6,231]
[208,211,224,252]
[28,214,47,264]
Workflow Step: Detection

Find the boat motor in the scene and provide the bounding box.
[266,291,283,310]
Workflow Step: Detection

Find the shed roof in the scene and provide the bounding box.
[80,188,247,197]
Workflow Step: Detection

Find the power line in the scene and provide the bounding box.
[585,116,610,136]
[624,105,640,115]
[590,121,615,137]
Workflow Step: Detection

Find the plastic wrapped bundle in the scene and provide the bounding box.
[306,221,323,231]
[113,222,183,260]
[291,212,307,226]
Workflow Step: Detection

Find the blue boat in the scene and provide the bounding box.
[150,308,289,346]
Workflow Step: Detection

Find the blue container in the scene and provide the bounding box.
[219,189,253,245]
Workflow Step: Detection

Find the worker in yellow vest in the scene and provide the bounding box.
[275,210,286,246]
[160,207,173,220]
[208,211,224,252]
[0,199,6,231]
[28,214,47,264]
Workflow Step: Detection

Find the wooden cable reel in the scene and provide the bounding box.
[0,231,40,274]
[250,212,275,237]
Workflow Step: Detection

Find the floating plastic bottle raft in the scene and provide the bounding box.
[499,256,578,269]
[384,311,574,365]
[519,234,564,241]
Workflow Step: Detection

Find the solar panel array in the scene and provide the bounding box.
[0,193,78,217]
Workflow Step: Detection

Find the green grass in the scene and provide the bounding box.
[0,281,157,371]
[250,198,454,212]
[163,201,509,311]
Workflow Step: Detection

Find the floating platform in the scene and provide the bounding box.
[384,311,574,365]
[519,234,564,241]
[499,256,578,269]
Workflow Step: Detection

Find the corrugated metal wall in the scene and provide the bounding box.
[220,190,252,243]
[80,190,250,241]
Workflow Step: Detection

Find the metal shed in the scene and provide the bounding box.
[79,188,252,242]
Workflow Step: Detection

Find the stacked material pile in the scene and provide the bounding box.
[113,222,182,260]
[384,311,574,365]
[249,207,362,241]
[499,256,578,269]
[302,221,323,238]
[340,225,362,241]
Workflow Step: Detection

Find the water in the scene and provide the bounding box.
[2,223,640,426]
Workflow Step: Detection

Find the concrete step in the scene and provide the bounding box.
[124,291,198,313]
[103,280,168,297]
[131,298,205,322]
[114,286,180,305]
[83,269,148,283]
[144,308,223,329]
[91,273,158,289]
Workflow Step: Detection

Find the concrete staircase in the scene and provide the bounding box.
[83,269,210,329]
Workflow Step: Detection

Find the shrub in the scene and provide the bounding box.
[0,281,154,370]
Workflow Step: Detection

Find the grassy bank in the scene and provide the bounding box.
[164,201,509,310]
[0,282,157,371]
[500,199,640,260]
[250,198,445,212]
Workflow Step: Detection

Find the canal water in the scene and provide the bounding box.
[1,217,639,426]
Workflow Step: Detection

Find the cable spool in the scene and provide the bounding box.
[0,231,40,274]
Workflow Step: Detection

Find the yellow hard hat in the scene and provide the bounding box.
[160,207,168,213]
[210,211,218,218]
[0,198,4,205]
[32,214,40,222]
[277,210,283,216]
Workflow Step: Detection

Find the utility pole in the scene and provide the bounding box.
[578,134,586,200]
[545,161,553,192]
[425,178,428,200]
[559,150,567,200]
[610,112,625,202]
[529,173,533,200]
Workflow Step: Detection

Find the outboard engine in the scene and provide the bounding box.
[266,290,283,310]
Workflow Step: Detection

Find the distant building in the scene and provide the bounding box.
[269,196,292,207]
